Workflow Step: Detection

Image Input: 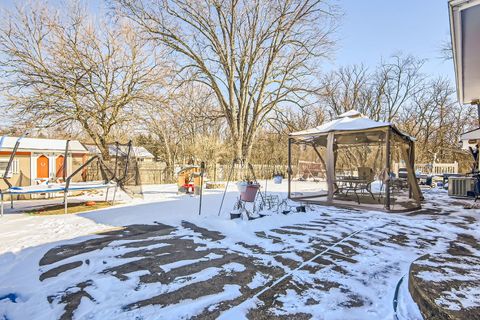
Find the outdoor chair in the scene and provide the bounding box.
[468,174,480,202]
[339,167,376,204]
[356,167,376,199]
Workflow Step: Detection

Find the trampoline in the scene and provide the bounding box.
[0,137,132,216]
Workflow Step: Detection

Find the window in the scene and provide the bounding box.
[0,159,19,178]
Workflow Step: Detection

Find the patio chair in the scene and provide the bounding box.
[342,167,375,204]
[464,175,480,208]
[472,174,480,202]
[357,167,376,199]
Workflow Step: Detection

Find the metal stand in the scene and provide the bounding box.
[112,186,118,205]
[217,159,265,218]
[248,163,265,206]
[198,162,205,216]
[218,159,238,216]
[64,191,68,214]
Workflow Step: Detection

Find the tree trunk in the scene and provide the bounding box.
[98,137,111,161]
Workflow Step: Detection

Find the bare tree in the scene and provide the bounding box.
[439,39,453,61]
[139,82,226,173]
[0,2,163,158]
[400,77,475,165]
[114,0,338,162]
[319,55,425,122]
[374,55,425,121]
[320,64,373,118]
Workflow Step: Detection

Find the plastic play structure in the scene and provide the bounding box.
[176,166,202,194]
[0,137,133,216]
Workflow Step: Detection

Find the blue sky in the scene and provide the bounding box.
[330,0,454,79]
[1,0,454,79]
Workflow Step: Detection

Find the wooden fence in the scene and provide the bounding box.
[393,162,458,175]
[86,160,459,186]
[133,163,289,185]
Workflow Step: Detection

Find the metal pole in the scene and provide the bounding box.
[112,186,118,205]
[64,191,68,214]
[3,136,24,189]
[218,159,236,216]
[63,140,70,182]
[264,161,269,199]
[248,163,265,206]
[198,162,205,216]
[1,193,3,217]
[477,103,480,127]
[112,142,119,182]
[385,128,391,211]
[288,138,292,199]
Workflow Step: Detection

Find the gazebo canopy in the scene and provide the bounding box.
[290,110,413,144]
[460,127,480,152]
[287,110,422,212]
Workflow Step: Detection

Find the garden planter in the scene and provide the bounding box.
[296,205,306,212]
[236,181,248,193]
[240,184,260,202]
[273,175,283,184]
[230,212,241,219]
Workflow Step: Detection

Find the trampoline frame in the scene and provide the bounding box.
[0,137,133,216]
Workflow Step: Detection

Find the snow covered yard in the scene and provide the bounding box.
[0,183,479,320]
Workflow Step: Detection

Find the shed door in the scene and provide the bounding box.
[56,155,65,178]
[37,155,49,179]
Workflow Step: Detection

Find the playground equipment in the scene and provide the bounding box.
[0,138,133,216]
[217,159,265,220]
[177,166,202,194]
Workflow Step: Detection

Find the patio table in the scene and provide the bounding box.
[334,176,375,204]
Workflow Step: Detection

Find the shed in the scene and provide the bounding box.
[0,136,89,192]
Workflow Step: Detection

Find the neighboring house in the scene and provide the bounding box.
[0,136,89,190]
[85,145,156,163]
[450,0,480,172]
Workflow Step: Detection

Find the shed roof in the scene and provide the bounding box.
[289,110,413,141]
[0,136,88,153]
[86,145,155,159]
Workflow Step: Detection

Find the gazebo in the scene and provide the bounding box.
[287,110,422,212]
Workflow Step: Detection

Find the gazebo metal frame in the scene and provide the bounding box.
[287,114,423,212]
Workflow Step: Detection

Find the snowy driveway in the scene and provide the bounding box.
[1,189,478,320]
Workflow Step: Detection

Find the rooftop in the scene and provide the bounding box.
[0,136,88,153]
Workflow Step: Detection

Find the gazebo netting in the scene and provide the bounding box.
[288,110,422,212]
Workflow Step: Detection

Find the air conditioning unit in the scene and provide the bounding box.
[448,177,475,197]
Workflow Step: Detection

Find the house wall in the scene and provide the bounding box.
[28,153,87,182]
[0,153,32,200]
[72,154,87,182]
[1,152,88,201]
[0,153,32,189]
